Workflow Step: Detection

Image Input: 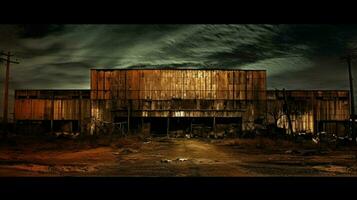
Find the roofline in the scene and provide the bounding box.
[15,89,90,91]
[267,89,350,92]
[90,68,267,71]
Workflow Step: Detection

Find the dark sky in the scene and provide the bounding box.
[1,24,357,118]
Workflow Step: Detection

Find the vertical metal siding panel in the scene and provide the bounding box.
[14,100,20,120]
[211,70,217,100]
[143,70,147,100]
[229,70,234,100]
[32,100,45,120]
[139,71,144,99]
[118,71,124,100]
[104,71,111,99]
[162,69,166,100]
[64,100,68,120]
[17,99,22,120]
[48,99,53,120]
[197,70,200,99]
[91,70,97,99]
[246,71,252,100]
[91,70,97,90]
[173,70,177,98]
[192,70,197,99]
[128,70,134,99]
[186,70,191,99]
[97,71,104,99]
[134,70,139,100]
[25,99,31,120]
[54,100,59,120]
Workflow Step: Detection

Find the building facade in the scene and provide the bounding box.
[267,90,350,136]
[90,69,267,135]
[13,68,351,137]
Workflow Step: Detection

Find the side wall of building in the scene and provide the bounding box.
[14,90,91,134]
[267,90,350,135]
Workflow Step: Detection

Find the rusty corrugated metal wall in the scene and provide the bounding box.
[90,69,267,131]
[267,90,350,134]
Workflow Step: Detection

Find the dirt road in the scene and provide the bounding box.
[1,137,357,176]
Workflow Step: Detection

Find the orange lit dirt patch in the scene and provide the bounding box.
[1,137,357,176]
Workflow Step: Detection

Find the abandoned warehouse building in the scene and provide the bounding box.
[14,90,91,134]
[267,90,350,136]
[13,68,351,137]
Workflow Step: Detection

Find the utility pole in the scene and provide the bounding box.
[341,54,357,145]
[0,51,19,138]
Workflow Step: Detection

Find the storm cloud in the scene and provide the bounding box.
[1,24,357,118]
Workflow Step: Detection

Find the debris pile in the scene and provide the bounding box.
[161,159,172,163]
[176,157,188,162]
[312,132,353,146]
[54,132,80,139]
[121,148,138,154]
[161,157,189,163]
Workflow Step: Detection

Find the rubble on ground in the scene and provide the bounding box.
[121,148,138,154]
[285,149,330,156]
[54,132,80,139]
[176,158,188,162]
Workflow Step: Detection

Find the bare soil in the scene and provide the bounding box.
[1,136,357,176]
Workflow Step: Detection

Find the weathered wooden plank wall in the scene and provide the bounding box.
[267,90,349,134]
[14,90,91,121]
[90,69,267,132]
[90,69,266,101]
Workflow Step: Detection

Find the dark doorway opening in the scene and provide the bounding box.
[53,120,79,132]
[169,118,191,131]
[150,117,168,135]
[216,117,241,124]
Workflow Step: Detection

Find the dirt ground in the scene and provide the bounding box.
[1,135,357,176]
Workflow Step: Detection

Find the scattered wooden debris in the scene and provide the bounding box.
[121,148,138,154]
[176,158,188,162]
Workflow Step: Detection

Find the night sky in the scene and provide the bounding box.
[1,24,357,119]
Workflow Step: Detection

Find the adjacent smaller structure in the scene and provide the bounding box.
[14,90,91,134]
[267,90,350,136]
